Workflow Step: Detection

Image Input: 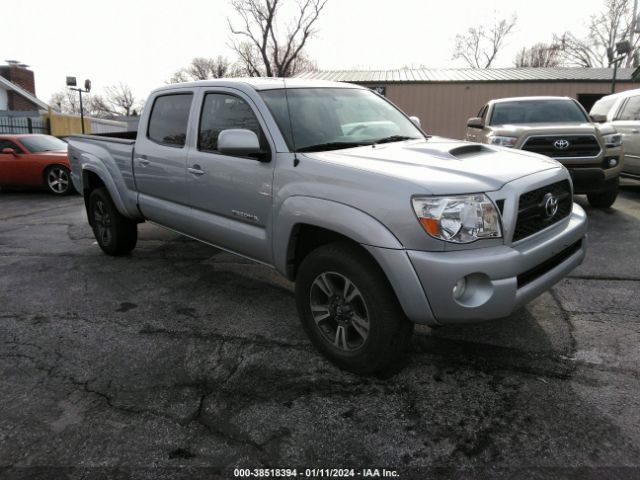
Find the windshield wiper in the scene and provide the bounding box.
[296,142,370,152]
[373,135,421,145]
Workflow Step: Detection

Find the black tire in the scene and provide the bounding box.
[295,241,414,375]
[587,178,619,208]
[44,165,73,195]
[88,188,137,256]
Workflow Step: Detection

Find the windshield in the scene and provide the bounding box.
[490,100,588,125]
[19,135,68,153]
[590,96,616,116]
[259,88,424,152]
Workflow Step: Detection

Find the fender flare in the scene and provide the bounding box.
[273,196,436,325]
[273,196,403,274]
[80,155,142,221]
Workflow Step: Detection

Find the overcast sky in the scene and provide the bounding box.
[5,0,607,104]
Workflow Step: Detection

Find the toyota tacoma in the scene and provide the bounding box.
[68,80,588,374]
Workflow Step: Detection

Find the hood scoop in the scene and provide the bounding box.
[403,142,493,161]
[448,144,492,159]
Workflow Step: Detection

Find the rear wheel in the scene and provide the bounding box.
[295,242,413,375]
[44,165,72,195]
[88,188,137,256]
[587,178,619,208]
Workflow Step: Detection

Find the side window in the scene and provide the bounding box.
[147,93,193,147]
[617,96,640,121]
[198,93,269,157]
[478,105,488,122]
[0,140,21,152]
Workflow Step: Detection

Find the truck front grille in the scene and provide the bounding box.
[513,180,572,242]
[521,135,601,158]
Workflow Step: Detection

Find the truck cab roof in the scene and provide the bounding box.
[489,96,574,104]
[152,77,361,94]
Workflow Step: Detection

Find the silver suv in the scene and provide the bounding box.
[590,88,640,180]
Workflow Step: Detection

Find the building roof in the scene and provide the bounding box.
[0,75,49,110]
[296,67,637,84]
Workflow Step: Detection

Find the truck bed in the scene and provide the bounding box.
[67,134,140,219]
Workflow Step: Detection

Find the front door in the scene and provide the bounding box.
[613,95,640,176]
[186,89,275,263]
[0,139,31,185]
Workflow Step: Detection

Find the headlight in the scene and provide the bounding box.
[488,135,518,147]
[412,194,502,243]
[603,133,622,148]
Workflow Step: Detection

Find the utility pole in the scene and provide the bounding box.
[631,0,639,67]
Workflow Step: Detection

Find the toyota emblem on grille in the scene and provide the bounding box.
[554,139,570,150]
[543,192,559,218]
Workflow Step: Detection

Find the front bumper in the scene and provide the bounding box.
[404,203,587,324]
[561,147,623,193]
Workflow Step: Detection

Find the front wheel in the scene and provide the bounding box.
[88,188,137,256]
[295,242,414,375]
[44,165,73,195]
[587,178,619,208]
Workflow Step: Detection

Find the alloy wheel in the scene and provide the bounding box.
[309,271,370,352]
[93,200,112,246]
[47,167,70,194]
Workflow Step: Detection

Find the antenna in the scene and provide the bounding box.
[282,77,300,167]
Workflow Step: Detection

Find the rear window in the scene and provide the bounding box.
[490,99,588,125]
[147,93,193,147]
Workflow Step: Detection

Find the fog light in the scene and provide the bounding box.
[453,277,467,299]
[608,158,618,167]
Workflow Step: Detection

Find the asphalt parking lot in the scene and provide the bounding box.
[1,183,639,479]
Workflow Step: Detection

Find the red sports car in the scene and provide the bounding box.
[0,134,74,195]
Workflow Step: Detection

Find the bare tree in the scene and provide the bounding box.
[50,90,81,114]
[84,96,114,119]
[50,84,143,118]
[169,56,241,83]
[554,0,639,67]
[228,0,327,77]
[105,84,137,116]
[452,14,518,68]
[514,42,564,67]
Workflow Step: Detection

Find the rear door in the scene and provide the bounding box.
[133,90,195,231]
[185,87,275,263]
[612,95,640,176]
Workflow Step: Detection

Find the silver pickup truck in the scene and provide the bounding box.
[68,79,588,374]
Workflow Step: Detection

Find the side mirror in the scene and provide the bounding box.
[218,129,263,158]
[590,114,607,123]
[1,147,17,155]
[467,117,485,129]
[409,116,421,128]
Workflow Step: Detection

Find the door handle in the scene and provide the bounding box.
[188,165,205,176]
[136,157,150,166]
[631,129,639,134]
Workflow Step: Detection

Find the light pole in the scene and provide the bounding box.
[66,76,91,134]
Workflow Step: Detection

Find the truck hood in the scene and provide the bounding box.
[304,137,561,195]
[489,122,603,136]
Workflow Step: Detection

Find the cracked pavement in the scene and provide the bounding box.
[0,183,639,479]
